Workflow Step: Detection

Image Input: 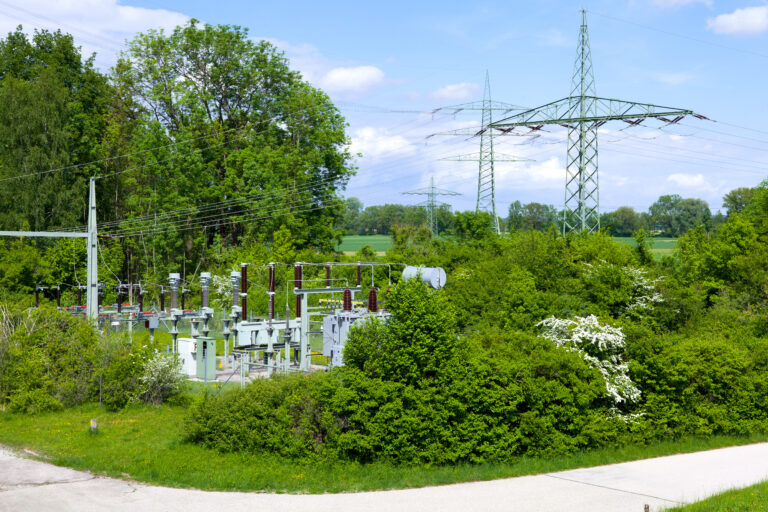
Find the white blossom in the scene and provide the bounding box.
[537,315,641,405]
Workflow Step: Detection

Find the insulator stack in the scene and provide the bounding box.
[343,287,352,311]
[160,287,165,311]
[268,264,275,321]
[169,273,180,309]
[326,263,331,287]
[138,291,144,312]
[230,270,240,308]
[240,263,248,315]
[356,262,361,286]
[77,287,82,307]
[294,263,303,317]
[200,272,211,308]
[368,288,378,312]
[55,286,61,308]
[181,289,186,310]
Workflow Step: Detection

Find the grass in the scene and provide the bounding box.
[1,403,766,494]
[335,235,392,253]
[614,236,677,260]
[665,480,768,511]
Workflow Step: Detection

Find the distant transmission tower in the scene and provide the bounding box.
[433,73,531,234]
[491,10,704,234]
[402,176,461,236]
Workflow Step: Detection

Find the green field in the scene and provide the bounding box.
[336,235,677,259]
[336,235,392,253]
[612,237,678,259]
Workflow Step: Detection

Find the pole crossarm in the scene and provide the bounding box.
[426,127,534,138]
[0,230,88,238]
[440,152,533,163]
[491,96,693,129]
[432,100,526,115]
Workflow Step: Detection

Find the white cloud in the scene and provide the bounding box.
[319,66,385,96]
[0,0,190,69]
[350,127,415,160]
[429,82,481,102]
[667,173,709,188]
[653,0,711,7]
[707,6,768,35]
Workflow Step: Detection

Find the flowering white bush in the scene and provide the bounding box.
[624,266,664,313]
[537,315,641,405]
[134,351,184,406]
[583,261,664,316]
[212,274,234,311]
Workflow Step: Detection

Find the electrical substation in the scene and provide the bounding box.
[0,11,714,388]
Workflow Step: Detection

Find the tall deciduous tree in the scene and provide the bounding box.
[108,20,354,276]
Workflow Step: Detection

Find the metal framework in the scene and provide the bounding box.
[402,176,461,236]
[433,73,534,234]
[491,10,695,233]
[0,178,99,318]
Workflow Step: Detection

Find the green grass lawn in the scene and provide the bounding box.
[666,479,768,511]
[335,235,392,253]
[1,402,765,493]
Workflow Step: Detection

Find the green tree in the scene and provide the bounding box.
[723,187,755,216]
[453,211,494,241]
[0,27,111,232]
[108,20,354,277]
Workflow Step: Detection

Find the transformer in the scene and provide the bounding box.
[323,310,390,367]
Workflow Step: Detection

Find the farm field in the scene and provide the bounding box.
[336,234,392,253]
[337,235,678,260]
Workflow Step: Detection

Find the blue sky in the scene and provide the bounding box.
[3,0,768,215]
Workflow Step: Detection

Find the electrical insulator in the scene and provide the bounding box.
[368,288,378,313]
[343,287,352,311]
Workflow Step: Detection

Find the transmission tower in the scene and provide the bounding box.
[402,176,461,236]
[491,10,704,234]
[431,73,532,234]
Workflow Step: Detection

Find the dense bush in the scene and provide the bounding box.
[0,305,183,413]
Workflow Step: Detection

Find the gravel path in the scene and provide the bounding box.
[2,443,768,512]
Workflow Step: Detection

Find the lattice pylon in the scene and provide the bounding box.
[477,71,500,234]
[563,9,600,234]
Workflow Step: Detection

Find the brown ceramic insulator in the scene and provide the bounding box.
[160,288,165,311]
[368,288,378,312]
[343,288,352,311]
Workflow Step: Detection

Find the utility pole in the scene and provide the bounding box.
[402,176,461,236]
[0,178,99,319]
[490,10,703,234]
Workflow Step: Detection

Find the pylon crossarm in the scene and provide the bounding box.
[426,127,534,138]
[440,152,533,162]
[432,100,525,114]
[491,96,693,128]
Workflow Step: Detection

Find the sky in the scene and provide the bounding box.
[2,0,768,215]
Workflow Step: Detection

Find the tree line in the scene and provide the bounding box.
[0,22,354,287]
[342,188,756,238]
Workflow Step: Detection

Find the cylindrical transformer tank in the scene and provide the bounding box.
[401,266,447,289]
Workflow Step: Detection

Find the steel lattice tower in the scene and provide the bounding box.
[490,10,700,234]
[477,71,500,233]
[566,10,599,233]
[402,176,461,236]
